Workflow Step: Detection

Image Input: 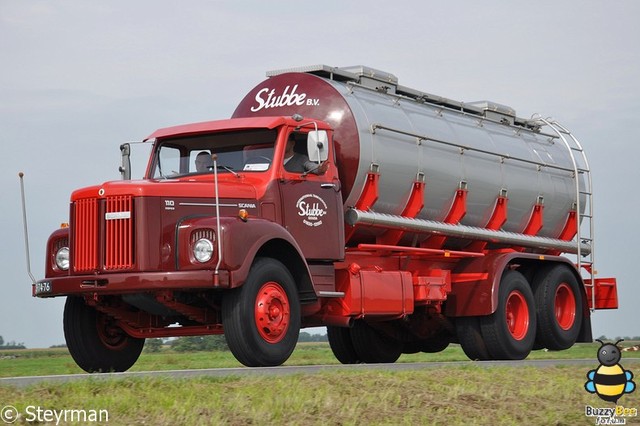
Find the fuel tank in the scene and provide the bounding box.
[233,65,584,242]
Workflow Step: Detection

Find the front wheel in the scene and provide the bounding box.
[63,296,144,373]
[222,258,300,367]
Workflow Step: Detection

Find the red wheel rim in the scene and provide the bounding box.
[254,281,290,343]
[554,283,576,330]
[96,315,128,350]
[505,290,529,341]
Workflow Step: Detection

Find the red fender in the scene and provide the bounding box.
[178,216,311,289]
[446,252,587,317]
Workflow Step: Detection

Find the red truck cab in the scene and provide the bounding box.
[38,116,342,370]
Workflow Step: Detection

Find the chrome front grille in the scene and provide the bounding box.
[73,195,134,272]
[104,195,134,270]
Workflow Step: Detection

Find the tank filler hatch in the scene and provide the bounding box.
[266,64,399,93]
[467,101,517,125]
[266,64,533,129]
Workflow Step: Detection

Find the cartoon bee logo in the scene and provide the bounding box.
[585,339,636,403]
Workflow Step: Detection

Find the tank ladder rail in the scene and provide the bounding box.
[534,116,596,311]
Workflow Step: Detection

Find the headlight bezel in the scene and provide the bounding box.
[193,238,214,263]
[55,246,70,271]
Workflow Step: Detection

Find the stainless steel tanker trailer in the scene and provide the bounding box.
[33,64,617,371]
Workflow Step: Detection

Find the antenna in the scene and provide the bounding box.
[18,172,37,285]
[211,154,223,285]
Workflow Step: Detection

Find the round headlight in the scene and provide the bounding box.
[55,246,70,271]
[193,238,214,263]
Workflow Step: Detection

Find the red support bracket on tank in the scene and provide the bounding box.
[345,169,380,243]
[522,197,544,236]
[466,193,508,252]
[514,196,544,252]
[377,177,425,246]
[421,182,468,249]
[546,209,578,256]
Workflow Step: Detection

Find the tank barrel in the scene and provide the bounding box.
[235,65,586,244]
[346,208,591,256]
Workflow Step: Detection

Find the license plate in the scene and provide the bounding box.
[35,281,52,295]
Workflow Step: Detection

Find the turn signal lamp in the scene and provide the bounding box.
[238,209,249,222]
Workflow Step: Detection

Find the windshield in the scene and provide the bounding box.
[150,129,277,179]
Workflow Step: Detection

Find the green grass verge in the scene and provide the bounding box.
[1,342,639,378]
[1,366,639,425]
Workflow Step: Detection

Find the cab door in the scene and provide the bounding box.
[278,136,344,260]
[280,177,343,260]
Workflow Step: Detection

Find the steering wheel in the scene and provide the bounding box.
[245,156,272,164]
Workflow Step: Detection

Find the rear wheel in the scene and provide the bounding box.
[480,270,536,360]
[420,337,450,353]
[456,316,491,360]
[222,258,300,367]
[349,320,402,363]
[63,296,144,373]
[532,264,583,350]
[403,335,450,354]
[327,326,360,364]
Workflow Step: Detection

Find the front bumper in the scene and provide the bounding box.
[33,269,230,298]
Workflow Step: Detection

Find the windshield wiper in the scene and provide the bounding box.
[212,165,240,178]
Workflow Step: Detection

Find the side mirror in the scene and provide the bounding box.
[307,130,329,163]
[119,143,131,180]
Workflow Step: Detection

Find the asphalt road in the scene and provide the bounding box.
[3,358,640,388]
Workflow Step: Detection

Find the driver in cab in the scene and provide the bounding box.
[283,134,328,175]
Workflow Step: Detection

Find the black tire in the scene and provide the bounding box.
[456,316,491,360]
[420,337,450,353]
[327,326,360,364]
[403,336,450,354]
[63,296,144,373]
[480,270,536,360]
[349,320,402,363]
[402,342,422,355]
[532,264,583,350]
[222,258,300,367]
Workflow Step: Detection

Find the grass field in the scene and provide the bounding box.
[1,341,639,378]
[1,365,639,425]
[1,343,639,425]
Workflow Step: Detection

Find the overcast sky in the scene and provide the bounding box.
[1,1,638,348]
